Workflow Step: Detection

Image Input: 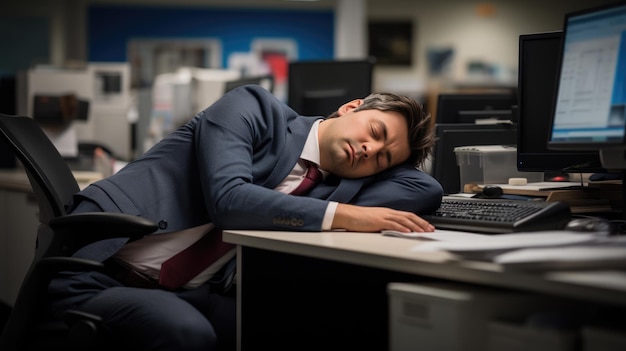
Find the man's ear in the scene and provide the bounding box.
[337,99,363,116]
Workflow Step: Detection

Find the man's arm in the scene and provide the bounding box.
[332,164,443,233]
[348,163,443,213]
[332,203,435,233]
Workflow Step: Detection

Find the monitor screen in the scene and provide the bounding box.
[432,123,517,194]
[548,2,626,163]
[517,31,604,173]
[287,59,374,117]
[435,93,516,124]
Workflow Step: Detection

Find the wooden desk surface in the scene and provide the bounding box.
[224,229,626,306]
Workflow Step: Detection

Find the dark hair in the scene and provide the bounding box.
[327,93,434,168]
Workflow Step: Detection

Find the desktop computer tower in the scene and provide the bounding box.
[388,282,559,351]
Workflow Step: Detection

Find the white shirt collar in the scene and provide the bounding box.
[301,119,322,167]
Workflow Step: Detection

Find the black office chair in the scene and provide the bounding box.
[0,113,158,350]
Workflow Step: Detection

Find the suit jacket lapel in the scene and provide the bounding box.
[263,117,318,188]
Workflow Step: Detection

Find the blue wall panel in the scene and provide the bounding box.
[0,17,49,76]
[88,5,335,66]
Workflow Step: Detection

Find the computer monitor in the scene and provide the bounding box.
[517,31,604,173]
[547,2,626,170]
[432,123,517,194]
[435,93,516,124]
[287,59,374,117]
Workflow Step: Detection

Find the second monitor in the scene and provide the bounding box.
[287,59,374,117]
[436,92,517,124]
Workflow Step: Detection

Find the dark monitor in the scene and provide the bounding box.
[287,59,374,116]
[436,93,516,124]
[547,2,626,170]
[432,123,517,194]
[225,75,275,94]
[517,31,604,173]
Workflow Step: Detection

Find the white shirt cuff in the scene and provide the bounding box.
[322,201,338,230]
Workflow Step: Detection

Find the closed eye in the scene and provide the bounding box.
[373,120,392,167]
[371,125,380,140]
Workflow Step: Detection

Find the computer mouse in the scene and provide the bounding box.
[588,173,623,181]
[481,185,503,199]
[564,218,614,234]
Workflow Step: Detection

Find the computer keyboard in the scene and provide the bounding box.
[422,197,572,234]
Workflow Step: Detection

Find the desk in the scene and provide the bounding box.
[224,230,626,351]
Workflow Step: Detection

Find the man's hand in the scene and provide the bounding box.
[332,203,435,233]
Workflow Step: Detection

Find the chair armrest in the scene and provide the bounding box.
[49,212,158,239]
[48,212,158,254]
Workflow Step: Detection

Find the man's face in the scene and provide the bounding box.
[318,100,411,178]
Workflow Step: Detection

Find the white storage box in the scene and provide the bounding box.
[488,320,577,351]
[388,282,550,351]
[454,145,543,189]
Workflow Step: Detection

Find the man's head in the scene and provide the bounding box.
[318,92,434,179]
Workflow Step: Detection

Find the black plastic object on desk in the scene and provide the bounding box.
[423,197,572,234]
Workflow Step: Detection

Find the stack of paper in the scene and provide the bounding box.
[383,230,626,270]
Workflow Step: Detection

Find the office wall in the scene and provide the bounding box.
[87,5,335,66]
[368,0,617,94]
[0,18,49,78]
[0,0,618,97]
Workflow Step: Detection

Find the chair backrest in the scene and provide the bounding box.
[0,114,79,220]
[0,114,81,350]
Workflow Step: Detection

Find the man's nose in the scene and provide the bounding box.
[361,141,383,159]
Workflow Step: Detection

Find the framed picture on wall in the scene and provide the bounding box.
[368,20,413,66]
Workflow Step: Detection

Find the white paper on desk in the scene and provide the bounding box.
[494,246,626,270]
[479,182,583,191]
[382,229,489,241]
[409,231,599,253]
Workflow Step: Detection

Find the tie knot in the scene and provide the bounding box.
[290,161,322,196]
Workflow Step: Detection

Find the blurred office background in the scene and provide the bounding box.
[0,0,613,161]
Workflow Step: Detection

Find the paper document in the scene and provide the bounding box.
[411,231,597,251]
[479,182,584,191]
[382,229,489,241]
[407,231,601,261]
[493,246,626,270]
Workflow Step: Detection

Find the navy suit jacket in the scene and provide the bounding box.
[69,85,442,261]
